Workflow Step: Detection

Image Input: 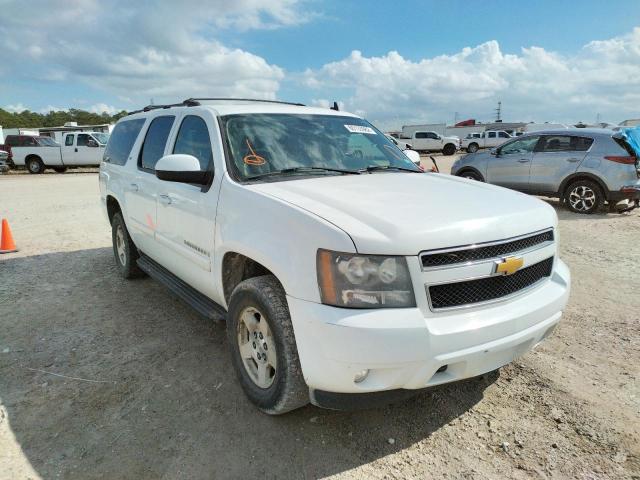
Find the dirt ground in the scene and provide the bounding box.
[0,164,638,480]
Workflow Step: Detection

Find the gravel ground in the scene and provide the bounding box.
[0,167,638,480]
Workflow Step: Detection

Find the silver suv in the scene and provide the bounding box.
[452,129,640,213]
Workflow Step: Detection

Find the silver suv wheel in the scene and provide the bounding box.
[115,225,127,266]
[237,306,277,389]
[568,185,596,212]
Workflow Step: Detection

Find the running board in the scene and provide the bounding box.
[137,255,226,323]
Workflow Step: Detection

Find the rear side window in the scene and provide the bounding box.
[65,135,75,146]
[6,137,18,146]
[140,116,175,171]
[538,135,593,152]
[172,115,213,170]
[488,132,497,138]
[103,118,146,166]
[415,132,428,139]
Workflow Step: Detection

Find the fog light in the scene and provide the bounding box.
[354,369,369,383]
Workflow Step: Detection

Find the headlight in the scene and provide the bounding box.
[317,249,416,308]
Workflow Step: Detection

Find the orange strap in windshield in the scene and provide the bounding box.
[243,138,266,166]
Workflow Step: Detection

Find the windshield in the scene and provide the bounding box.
[37,137,59,147]
[92,133,109,145]
[221,114,420,181]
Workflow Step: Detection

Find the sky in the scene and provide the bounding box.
[1,0,640,130]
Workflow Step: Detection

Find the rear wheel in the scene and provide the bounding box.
[26,156,45,174]
[227,275,308,415]
[467,143,479,153]
[564,180,603,214]
[443,143,456,156]
[111,212,144,278]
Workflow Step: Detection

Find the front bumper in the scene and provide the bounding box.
[287,259,570,398]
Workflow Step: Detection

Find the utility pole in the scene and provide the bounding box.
[494,101,502,122]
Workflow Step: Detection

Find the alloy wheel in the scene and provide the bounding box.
[237,306,277,389]
[115,225,126,265]
[568,185,596,212]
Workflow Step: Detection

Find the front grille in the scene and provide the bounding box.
[421,230,554,268]
[428,257,554,310]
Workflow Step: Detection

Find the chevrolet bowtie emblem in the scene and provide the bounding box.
[494,256,524,276]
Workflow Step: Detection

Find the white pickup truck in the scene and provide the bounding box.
[462,130,512,153]
[11,132,109,173]
[398,131,460,155]
[100,98,570,414]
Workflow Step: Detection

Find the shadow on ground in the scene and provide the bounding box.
[0,248,496,479]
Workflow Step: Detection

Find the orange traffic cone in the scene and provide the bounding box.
[0,219,18,254]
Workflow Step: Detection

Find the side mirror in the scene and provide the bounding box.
[490,148,498,156]
[403,149,421,166]
[155,154,209,185]
[87,139,99,147]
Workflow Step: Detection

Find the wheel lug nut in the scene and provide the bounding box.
[256,353,261,360]
[263,343,267,350]
[259,332,263,339]
[252,342,256,349]
[253,332,257,339]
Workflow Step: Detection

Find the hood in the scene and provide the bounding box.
[248,173,557,255]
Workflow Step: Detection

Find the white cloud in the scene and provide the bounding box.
[0,0,307,106]
[4,103,27,113]
[303,28,640,127]
[88,103,120,115]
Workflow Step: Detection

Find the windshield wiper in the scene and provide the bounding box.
[361,165,421,173]
[245,166,361,181]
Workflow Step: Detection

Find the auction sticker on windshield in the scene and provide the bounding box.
[345,125,376,135]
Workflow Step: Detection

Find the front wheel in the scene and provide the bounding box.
[564,180,603,214]
[467,143,479,153]
[458,170,483,181]
[227,275,308,415]
[26,157,45,174]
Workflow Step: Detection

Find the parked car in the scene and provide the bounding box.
[385,133,412,150]
[100,98,570,414]
[462,130,512,153]
[398,131,459,155]
[452,129,640,213]
[0,150,9,173]
[10,132,108,173]
[0,134,42,165]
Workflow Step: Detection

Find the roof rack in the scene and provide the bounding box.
[183,98,305,107]
[125,97,305,116]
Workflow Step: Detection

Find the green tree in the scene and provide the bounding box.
[0,108,129,129]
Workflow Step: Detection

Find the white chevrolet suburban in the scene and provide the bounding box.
[99,98,571,414]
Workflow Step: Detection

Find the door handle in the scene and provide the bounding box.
[75,148,78,152]
[517,159,530,163]
[567,158,580,163]
[159,194,172,205]
[129,183,139,192]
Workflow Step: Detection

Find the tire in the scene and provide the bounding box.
[26,156,45,174]
[564,180,603,214]
[458,170,483,181]
[53,166,68,173]
[442,143,456,156]
[227,275,308,415]
[467,143,479,153]
[111,212,145,278]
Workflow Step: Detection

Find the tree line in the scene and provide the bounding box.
[0,108,129,129]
